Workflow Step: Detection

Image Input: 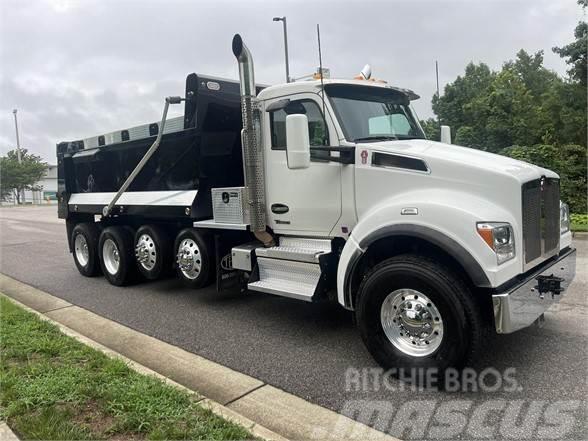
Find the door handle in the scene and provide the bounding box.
[271,203,289,214]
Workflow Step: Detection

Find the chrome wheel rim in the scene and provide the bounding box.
[74,234,90,267]
[177,238,201,280]
[102,238,120,275]
[380,289,444,357]
[135,233,157,271]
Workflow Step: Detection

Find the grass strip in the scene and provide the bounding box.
[0,296,255,440]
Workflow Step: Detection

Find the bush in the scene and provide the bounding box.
[571,213,588,232]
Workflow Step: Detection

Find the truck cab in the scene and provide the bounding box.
[58,34,576,380]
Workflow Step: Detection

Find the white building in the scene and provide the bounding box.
[23,164,58,204]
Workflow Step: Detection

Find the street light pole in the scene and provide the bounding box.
[12,109,22,162]
[12,109,25,204]
[273,16,290,83]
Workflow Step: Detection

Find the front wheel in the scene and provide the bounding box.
[356,254,485,382]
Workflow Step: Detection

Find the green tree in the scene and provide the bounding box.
[432,62,495,136]
[420,117,440,141]
[553,0,587,86]
[505,50,560,100]
[0,149,48,203]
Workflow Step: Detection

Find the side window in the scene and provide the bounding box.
[269,100,329,150]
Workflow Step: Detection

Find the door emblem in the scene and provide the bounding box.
[361,150,368,164]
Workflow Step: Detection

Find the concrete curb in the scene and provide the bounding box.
[0,423,19,441]
[0,274,400,441]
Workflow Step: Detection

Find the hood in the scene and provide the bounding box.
[362,139,558,183]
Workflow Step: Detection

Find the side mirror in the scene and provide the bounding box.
[285,114,310,169]
[440,125,452,144]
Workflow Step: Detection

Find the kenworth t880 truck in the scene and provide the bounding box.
[57,34,576,375]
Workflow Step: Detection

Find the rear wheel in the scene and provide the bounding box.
[356,254,485,386]
[134,225,171,280]
[99,226,136,286]
[71,223,100,277]
[174,229,214,288]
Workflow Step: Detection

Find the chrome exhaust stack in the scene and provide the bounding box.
[232,34,273,246]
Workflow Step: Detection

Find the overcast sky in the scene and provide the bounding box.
[0,0,584,162]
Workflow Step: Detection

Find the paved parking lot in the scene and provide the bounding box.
[1,206,586,440]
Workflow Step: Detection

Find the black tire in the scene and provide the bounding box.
[71,223,101,277]
[134,225,172,280]
[98,226,136,286]
[356,254,485,385]
[174,228,214,288]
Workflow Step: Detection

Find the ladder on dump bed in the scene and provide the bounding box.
[247,237,332,302]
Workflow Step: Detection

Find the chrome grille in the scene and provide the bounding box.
[543,178,560,252]
[522,178,560,266]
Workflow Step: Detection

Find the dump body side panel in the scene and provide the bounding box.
[57,74,251,220]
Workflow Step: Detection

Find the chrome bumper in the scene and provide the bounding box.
[492,247,576,334]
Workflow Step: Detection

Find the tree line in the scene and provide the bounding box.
[421,0,587,214]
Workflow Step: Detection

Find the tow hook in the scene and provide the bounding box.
[535,274,564,299]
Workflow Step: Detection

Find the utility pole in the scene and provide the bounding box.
[435,60,440,100]
[12,109,25,204]
[273,16,291,83]
[435,61,441,132]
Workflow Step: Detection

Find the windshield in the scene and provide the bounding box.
[326,84,425,142]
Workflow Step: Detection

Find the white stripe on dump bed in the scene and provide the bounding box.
[68,190,197,207]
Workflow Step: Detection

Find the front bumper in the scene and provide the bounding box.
[492,247,576,334]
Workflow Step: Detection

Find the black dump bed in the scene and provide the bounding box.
[56,74,257,220]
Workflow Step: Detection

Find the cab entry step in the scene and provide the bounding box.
[248,257,321,301]
[247,237,331,302]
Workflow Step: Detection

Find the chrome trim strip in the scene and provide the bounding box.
[68,190,197,207]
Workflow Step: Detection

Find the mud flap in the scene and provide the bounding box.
[214,234,242,292]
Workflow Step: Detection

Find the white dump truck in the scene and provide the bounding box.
[57,34,576,375]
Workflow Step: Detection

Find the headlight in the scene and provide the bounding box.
[560,202,570,234]
[477,222,515,265]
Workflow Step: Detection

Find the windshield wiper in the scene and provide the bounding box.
[354,135,398,142]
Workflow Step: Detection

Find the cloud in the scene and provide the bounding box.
[0,0,582,161]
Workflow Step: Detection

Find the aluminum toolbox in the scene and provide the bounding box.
[212,187,249,224]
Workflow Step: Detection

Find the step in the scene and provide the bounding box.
[255,246,327,263]
[255,237,331,264]
[279,237,331,252]
[247,257,322,302]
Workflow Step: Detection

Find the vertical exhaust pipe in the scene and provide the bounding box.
[232,34,273,246]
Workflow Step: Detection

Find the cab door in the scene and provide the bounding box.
[263,94,342,235]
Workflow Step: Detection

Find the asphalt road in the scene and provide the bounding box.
[1,206,586,440]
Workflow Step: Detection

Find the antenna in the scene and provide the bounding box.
[317,24,328,145]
